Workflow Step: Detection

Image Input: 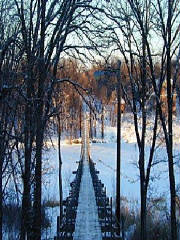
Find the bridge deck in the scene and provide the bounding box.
[73,156,102,240]
[73,115,102,240]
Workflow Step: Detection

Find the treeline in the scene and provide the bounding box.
[56,58,180,142]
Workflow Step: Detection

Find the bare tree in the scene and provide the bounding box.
[145,1,180,239]
[13,0,107,239]
[98,1,162,238]
[0,1,21,239]
[102,0,180,239]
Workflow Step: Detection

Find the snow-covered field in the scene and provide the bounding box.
[42,113,180,238]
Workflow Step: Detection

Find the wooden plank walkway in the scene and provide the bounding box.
[73,113,102,240]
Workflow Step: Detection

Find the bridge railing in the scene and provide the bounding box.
[89,158,119,240]
[54,160,83,240]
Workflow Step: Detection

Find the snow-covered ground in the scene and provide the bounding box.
[42,113,180,238]
[104,113,180,147]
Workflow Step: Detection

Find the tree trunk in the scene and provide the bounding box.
[32,78,45,239]
[32,3,46,233]
[20,71,34,240]
[168,149,177,240]
[101,105,104,140]
[94,116,97,138]
[79,105,82,138]
[140,173,147,240]
[57,116,63,227]
[32,126,43,240]
[121,214,125,240]
[0,141,3,240]
[166,1,177,238]
[89,106,93,139]
[116,61,121,236]
[20,146,32,240]
[0,104,5,240]
[32,67,45,239]
[140,31,147,240]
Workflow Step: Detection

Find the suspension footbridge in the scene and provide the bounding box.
[54,108,119,240]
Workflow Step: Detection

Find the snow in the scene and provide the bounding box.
[42,143,81,200]
[104,113,180,147]
[41,143,81,238]
[41,113,180,238]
